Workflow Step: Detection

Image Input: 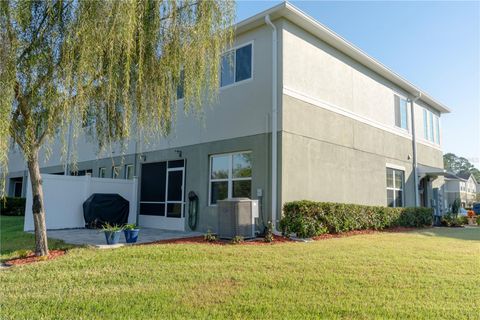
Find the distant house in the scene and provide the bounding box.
[445,173,478,208]
[6,2,452,232]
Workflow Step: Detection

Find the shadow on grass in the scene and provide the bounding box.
[414,226,480,241]
[1,216,76,261]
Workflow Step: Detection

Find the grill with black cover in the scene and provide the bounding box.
[83,193,129,228]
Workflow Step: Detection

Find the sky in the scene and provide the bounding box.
[236,1,480,169]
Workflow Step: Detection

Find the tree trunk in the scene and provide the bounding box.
[27,150,49,257]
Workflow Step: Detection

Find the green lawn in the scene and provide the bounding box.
[0,216,73,260]
[0,217,479,319]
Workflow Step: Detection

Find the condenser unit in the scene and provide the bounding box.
[217,198,259,239]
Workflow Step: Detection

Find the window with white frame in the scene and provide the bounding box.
[209,152,252,205]
[220,43,252,87]
[394,95,408,130]
[423,108,440,144]
[125,164,134,180]
[112,166,121,179]
[423,109,428,140]
[429,111,434,143]
[434,115,440,144]
[386,168,404,207]
[98,167,106,178]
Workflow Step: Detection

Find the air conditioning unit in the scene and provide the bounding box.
[217,198,259,239]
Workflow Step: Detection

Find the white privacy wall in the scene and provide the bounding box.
[24,174,137,231]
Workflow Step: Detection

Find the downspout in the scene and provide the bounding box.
[410,92,422,207]
[265,14,279,231]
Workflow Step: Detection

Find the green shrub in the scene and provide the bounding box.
[263,221,274,243]
[204,230,218,243]
[441,213,466,227]
[0,197,26,216]
[281,201,433,238]
[230,236,244,244]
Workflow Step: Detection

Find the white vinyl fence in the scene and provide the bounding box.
[24,174,138,231]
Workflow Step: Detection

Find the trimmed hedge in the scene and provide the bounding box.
[0,197,26,216]
[280,200,433,238]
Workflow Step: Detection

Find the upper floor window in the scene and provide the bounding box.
[220,43,252,87]
[423,108,440,144]
[98,167,106,178]
[386,167,404,207]
[176,70,184,100]
[423,109,428,140]
[394,95,408,130]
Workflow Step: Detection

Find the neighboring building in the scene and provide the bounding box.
[445,173,478,209]
[6,2,452,232]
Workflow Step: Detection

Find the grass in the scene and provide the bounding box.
[0,217,479,319]
[0,216,73,261]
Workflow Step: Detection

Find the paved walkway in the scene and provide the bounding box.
[46,228,203,246]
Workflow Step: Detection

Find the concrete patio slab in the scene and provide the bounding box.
[43,228,203,246]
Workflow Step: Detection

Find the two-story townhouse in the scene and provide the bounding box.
[445,173,478,208]
[6,2,452,232]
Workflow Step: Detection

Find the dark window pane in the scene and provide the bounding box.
[140,162,166,202]
[395,191,403,207]
[394,170,404,189]
[221,51,234,87]
[233,153,252,178]
[177,70,184,99]
[211,156,229,179]
[167,171,183,201]
[168,160,185,168]
[232,180,251,198]
[140,203,165,216]
[211,181,228,204]
[235,44,252,82]
[167,203,182,218]
[13,181,22,197]
[387,189,394,207]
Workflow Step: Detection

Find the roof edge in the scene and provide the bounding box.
[234,1,451,114]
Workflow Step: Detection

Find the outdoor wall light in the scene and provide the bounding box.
[175,150,182,158]
[139,154,146,162]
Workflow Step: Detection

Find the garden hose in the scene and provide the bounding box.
[188,191,199,230]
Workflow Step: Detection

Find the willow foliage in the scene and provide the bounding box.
[0,0,235,193]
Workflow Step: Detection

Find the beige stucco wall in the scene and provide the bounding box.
[278,18,445,208]
[280,95,416,207]
[280,18,443,154]
[7,24,274,175]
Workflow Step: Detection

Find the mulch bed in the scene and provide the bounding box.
[143,234,292,246]
[145,227,422,246]
[312,227,420,240]
[4,250,66,266]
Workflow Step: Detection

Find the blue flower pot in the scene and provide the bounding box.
[124,229,140,243]
[104,231,121,245]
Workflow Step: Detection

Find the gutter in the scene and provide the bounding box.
[265,14,279,231]
[410,92,422,206]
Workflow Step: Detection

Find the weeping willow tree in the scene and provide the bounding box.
[0,0,235,256]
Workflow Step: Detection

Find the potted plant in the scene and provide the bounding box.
[123,224,140,243]
[102,223,123,245]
